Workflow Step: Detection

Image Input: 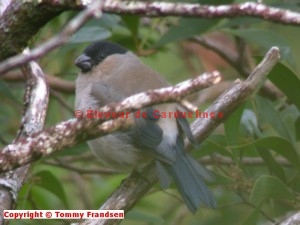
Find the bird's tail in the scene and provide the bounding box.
[156,150,216,213]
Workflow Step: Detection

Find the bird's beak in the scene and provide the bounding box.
[75,54,93,73]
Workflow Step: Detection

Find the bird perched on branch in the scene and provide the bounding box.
[74,40,216,212]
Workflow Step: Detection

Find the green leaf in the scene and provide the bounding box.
[84,14,121,29]
[241,207,260,225]
[257,147,286,181]
[250,175,294,205]
[209,173,233,186]
[279,105,300,143]
[122,15,140,38]
[268,62,300,111]
[154,18,219,47]
[225,28,296,71]
[50,142,89,157]
[270,2,300,11]
[255,96,294,143]
[255,136,300,169]
[224,103,245,145]
[34,170,68,208]
[220,17,262,28]
[296,117,300,141]
[0,80,20,103]
[197,135,233,157]
[127,209,165,224]
[70,27,111,43]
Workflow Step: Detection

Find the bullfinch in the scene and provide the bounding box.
[74,41,216,212]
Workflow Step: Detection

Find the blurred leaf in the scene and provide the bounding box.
[224,103,245,146]
[83,14,121,29]
[270,2,300,10]
[17,183,33,210]
[70,27,111,43]
[250,175,294,205]
[210,173,234,186]
[127,209,165,225]
[197,135,233,157]
[279,105,300,143]
[49,142,89,157]
[289,172,300,194]
[255,136,300,169]
[257,147,286,181]
[268,62,300,111]
[255,96,294,143]
[0,80,20,103]
[121,15,140,38]
[225,28,296,70]
[154,18,219,47]
[34,170,68,208]
[220,17,262,28]
[296,117,300,141]
[241,207,259,225]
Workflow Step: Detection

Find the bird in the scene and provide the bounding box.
[74,40,216,213]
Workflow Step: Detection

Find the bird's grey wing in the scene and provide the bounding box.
[131,108,177,164]
[91,82,124,107]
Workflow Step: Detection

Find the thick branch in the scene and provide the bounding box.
[0,49,49,225]
[79,47,280,225]
[0,72,221,172]
[0,0,72,60]
[102,0,300,26]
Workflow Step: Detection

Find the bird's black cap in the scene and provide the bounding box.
[75,41,128,73]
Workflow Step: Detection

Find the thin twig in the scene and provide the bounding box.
[2,71,75,94]
[44,160,119,175]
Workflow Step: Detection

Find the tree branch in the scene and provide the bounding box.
[0,0,72,60]
[102,0,300,26]
[0,49,49,225]
[280,212,300,225]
